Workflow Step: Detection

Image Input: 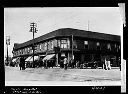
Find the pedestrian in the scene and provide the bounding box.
[104,58,108,70]
[76,61,79,68]
[19,57,22,70]
[20,57,24,70]
[22,57,25,70]
[108,61,111,70]
[45,59,48,69]
[119,57,121,71]
[64,57,68,70]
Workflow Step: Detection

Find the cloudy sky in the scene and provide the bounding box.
[4,7,123,58]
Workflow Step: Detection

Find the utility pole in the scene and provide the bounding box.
[30,22,38,68]
[6,36,10,66]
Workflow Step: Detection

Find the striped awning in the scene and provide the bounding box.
[28,56,39,62]
[43,54,55,61]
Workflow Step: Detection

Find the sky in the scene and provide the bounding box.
[4,7,123,59]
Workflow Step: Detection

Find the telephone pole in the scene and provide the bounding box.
[6,36,10,66]
[29,22,38,68]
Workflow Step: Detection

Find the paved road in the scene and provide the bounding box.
[5,66,121,86]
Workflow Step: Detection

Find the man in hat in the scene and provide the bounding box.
[64,57,68,70]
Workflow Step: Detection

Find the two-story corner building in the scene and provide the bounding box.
[12,28,121,67]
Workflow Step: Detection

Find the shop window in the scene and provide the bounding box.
[84,41,88,49]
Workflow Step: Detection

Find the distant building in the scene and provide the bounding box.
[12,28,121,67]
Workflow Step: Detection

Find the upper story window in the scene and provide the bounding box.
[60,39,69,49]
[22,49,24,54]
[21,49,23,54]
[61,39,67,48]
[119,45,120,50]
[107,43,111,50]
[51,40,54,50]
[96,42,100,50]
[53,39,57,47]
[41,43,45,51]
[84,41,88,49]
[115,44,117,48]
[84,41,88,45]
[27,47,30,53]
[97,42,100,46]
[57,40,61,47]
[44,42,47,51]
[73,41,77,49]
[39,44,42,50]
[48,41,52,50]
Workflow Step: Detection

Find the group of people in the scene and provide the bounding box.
[18,56,121,71]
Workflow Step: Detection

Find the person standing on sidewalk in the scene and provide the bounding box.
[64,57,68,70]
[19,57,22,70]
[22,57,25,70]
[19,57,23,70]
[105,58,108,70]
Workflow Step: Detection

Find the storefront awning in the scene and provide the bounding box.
[39,55,46,57]
[25,56,32,61]
[43,54,55,61]
[28,56,39,61]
